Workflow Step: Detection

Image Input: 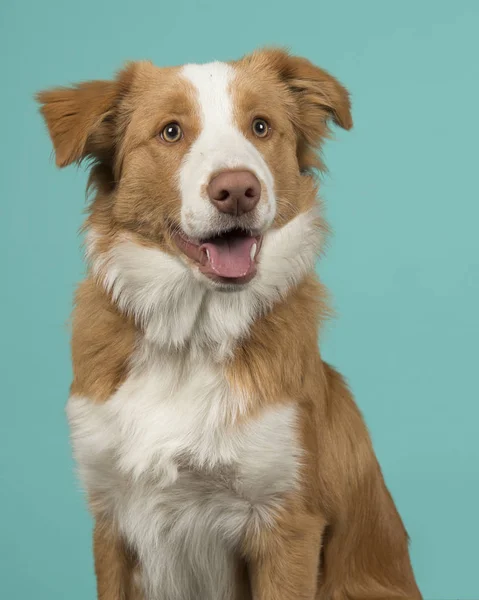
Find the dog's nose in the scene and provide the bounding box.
[207,170,261,216]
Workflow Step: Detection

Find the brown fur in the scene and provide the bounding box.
[69,278,136,401]
[37,48,422,599]
[93,518,143,600]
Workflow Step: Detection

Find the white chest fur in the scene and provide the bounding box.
[67,350,300,599]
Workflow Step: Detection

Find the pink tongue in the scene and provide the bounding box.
[200,236,256,278]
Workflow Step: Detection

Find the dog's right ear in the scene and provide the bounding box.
[36,65,135,168]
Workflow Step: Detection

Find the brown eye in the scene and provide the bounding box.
[161,122,182,143]
[252,118,270,138]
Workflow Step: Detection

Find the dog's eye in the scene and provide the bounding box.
[161,122,183,143]
[252,118,270,138]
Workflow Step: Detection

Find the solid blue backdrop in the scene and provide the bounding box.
[1,1,478,598]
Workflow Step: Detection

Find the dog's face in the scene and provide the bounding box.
[38,49,351,291]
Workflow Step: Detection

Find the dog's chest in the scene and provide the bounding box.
[67,355,300,597]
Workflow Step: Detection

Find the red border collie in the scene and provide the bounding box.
[37,48,422,600]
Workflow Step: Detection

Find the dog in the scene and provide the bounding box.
[37,48,422,600]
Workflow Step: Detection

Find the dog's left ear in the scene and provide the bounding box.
[246,48,352,169]
[36,65,135,168]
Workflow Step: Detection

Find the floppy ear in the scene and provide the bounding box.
[247,48,352,170]
[36,66,135,168]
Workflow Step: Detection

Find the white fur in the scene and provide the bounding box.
[179,62,276,239]
[90,207,321,359]
[67,348,300,599]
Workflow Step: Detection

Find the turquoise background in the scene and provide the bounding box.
[1,0,478,598]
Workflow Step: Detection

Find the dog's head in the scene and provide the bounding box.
[38,49,351,351]
[37,49,351,288]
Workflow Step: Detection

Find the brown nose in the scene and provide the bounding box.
[207,170,261,216]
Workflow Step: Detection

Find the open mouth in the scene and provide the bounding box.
[172,227,262,284]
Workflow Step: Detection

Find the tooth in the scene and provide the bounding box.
[206,249,210,261]
[250,243,257,261]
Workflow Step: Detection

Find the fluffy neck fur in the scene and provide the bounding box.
[71,171,329,405]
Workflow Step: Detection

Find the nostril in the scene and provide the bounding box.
[217,189,230,201]
[245,187,256,198]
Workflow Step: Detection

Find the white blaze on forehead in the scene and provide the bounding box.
[179,61,276,239]
[182,61,234,139]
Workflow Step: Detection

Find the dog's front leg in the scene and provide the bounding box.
[93,518,138,600]
[244,508,324,600]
